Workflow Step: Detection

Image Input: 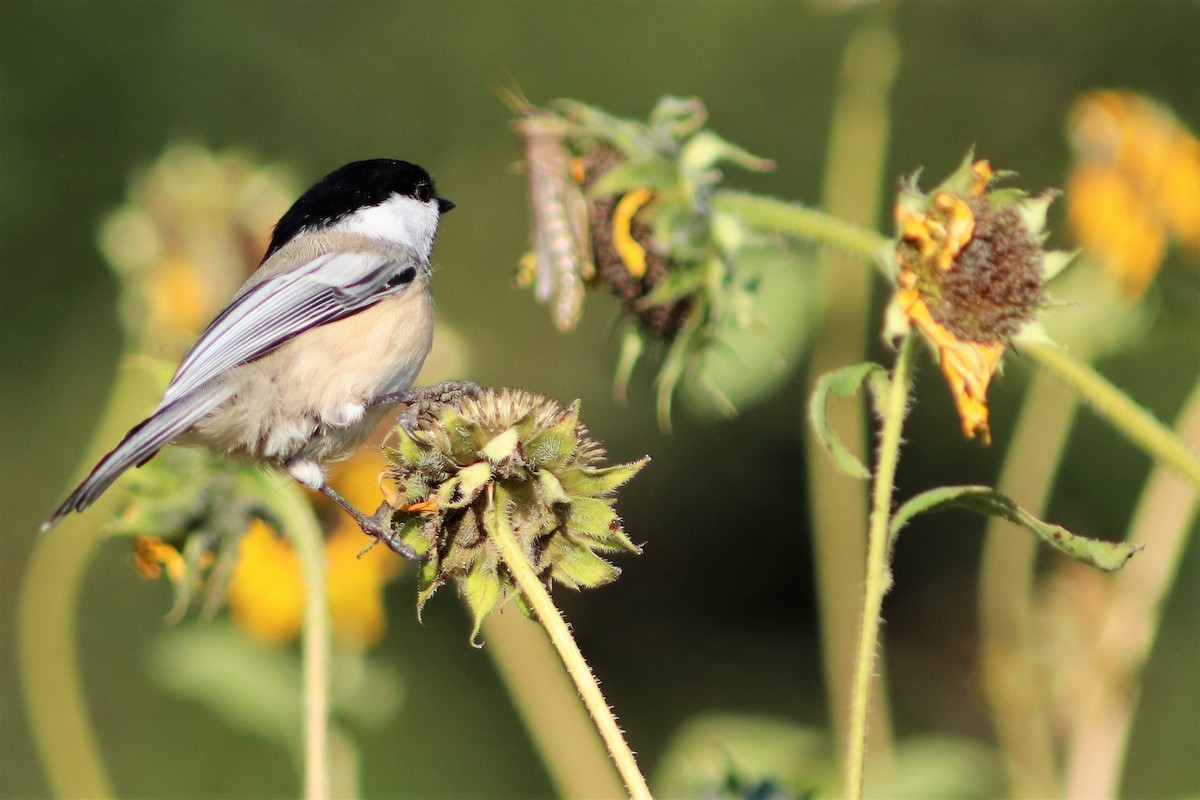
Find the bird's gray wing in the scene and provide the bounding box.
[162,249,420,405]
[42,248,420,528]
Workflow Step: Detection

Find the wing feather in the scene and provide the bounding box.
[161,249,417,405]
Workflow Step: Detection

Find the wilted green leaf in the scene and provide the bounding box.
[546,535,621,589]
[415,553,442,621]
[808,362,890,480]
[566,496,618,538]
[463,553,502,646]
[588,157,677,197]
[648,95,707,137]
[684,244,817,419]
[388,423,427,468]
[438,408,480,464]
[391,513,432,557]
[148,623,303,754]
[634,262,707,308]
[679,130,775,201]
[535,469,572,508]
[890,485,1142,571]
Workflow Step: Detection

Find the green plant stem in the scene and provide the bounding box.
[19,520,114,799]
[1021,340,1200,490]
[844,332,917,800]
[1064,376,1200,799]
[712,191,889,260]
[17,358,166,798]
[978,370,1078,798]
[804,18,900,767]
[488,486,652,800]
[244,471,331,800]
[483,610,626,799]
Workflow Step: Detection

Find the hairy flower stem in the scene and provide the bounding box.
[243,471,331,800]
[1021,340,1200,490]
[712,190,890,261]
[486,485,652,800]
[483,611,626,799]
[844,332,917,800]
[806,18,899,769]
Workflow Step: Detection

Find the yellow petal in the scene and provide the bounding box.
[1067,165,1167,297]
[900,288,1003,444]
[969,160,994,196]
[612,188,654,278]
[932,192,976,270]
[1068,90,1200,296]
[897,205,938,260]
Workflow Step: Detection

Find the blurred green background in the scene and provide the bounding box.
[2,2,1198,797]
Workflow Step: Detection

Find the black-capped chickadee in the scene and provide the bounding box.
[43,158,455,558]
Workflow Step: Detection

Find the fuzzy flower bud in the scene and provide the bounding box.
[383,387,648,642]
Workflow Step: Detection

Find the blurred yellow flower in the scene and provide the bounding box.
[324,521,397,650]
[1067,90,1200,297]
[226,449,404,649]
[98,143,298,348]
[226,519,305,645]
[321,448,405,649]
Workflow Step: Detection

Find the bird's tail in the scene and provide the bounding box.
[41,390,228,531]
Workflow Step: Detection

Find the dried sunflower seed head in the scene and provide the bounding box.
[383,386,648,643]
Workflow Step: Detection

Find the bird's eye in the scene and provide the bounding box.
[415,183,432,202]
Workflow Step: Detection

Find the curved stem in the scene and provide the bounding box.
[712,190,889,260]
[844,332,917,800]
[804,17,900,767]
[1063,377,1200,799]
[18,521,114,798]
[488,486,652,800]
[17,359,165,798]
[483,610,626,799]
[1021,340,1200,490]
[242,471,330,800]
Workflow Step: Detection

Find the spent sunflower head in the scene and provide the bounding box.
[885,154,1073,444]
[510,96,782,426]
[383,387,648,643]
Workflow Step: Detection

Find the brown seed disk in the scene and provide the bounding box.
[931,198,1046,341]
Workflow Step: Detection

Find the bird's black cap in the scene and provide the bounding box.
[264,159,451,261]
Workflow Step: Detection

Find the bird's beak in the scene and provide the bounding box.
[437,197,456,214]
